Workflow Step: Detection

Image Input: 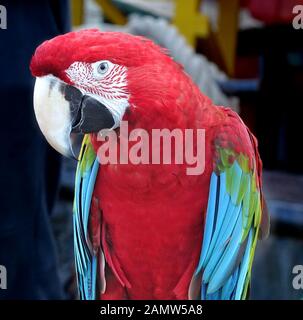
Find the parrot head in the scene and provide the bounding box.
[30,29,202,158]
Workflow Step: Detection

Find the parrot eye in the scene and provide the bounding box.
[92,60,113,79]
[97,61,109,75]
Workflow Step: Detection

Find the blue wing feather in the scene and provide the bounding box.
[221,267,239,300]
[208,210,243,293]
[235,229,254,299]
[203,174,230,266]
[202,201,241,283]
[73,138,100,300]
[83,159,99,242]
[195,173,218,273]
[195,158,261,300]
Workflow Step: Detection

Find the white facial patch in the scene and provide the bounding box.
[34,75,74,156]
[65,60,130,129]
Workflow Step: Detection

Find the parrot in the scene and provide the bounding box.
[30,29,269,300]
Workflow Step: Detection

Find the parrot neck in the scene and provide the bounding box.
[124,92,217,132]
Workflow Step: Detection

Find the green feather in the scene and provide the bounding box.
[73,135,96,211]
[254,194,262,228]
[238,153,250,174]
[237,173,249,205]
[79,135,96,177]
[225,166,233,195]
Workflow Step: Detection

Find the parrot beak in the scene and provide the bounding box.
[33,75,115,158]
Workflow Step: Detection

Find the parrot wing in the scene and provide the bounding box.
[191,108,269,300]
[73,135,105,300]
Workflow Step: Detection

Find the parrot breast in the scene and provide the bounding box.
[96,164,208,299]
[90,115,216,299]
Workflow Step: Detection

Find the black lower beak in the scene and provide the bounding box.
[72,96,115,133]
[61,83,115,134]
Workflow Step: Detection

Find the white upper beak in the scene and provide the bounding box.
[33,75,75,157]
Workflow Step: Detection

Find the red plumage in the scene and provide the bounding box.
[31,29,266,299]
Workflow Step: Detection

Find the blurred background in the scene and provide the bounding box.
[0,0,303,299]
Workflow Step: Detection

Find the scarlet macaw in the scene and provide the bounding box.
[30,29,269,300]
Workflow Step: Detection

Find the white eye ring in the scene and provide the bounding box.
[97,61,109,75]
